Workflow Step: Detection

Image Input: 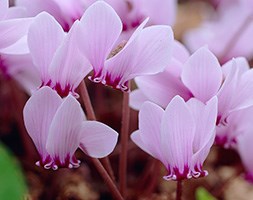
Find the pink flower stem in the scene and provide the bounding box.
[176,180,182,200]
[78,80,115,181]
[90,158,124,200]
[119,87,131,198]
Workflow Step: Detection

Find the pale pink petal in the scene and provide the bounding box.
[46,94,84,169]
[134,68,191,108]
[161,96,195,179]
[133,101,165,162]
[49,21,92,96]
[181,47,222,102]
[78,1,122,77]
[187,96,218,152]
[4,7,27,19]
[23,86,62,162]
[172,40,190,64]
[222,57,250,77]
[27,12,65,83]
[79,121,118,158]
[0,18,33,50]
[0,0,8,20]
[129,89,149,110]
[238,131,253,182]
[104,25,174,90]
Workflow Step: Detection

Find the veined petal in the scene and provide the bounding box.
[0,18,33,50]
[0,0,8,20]
[78,1,122,77]
[23,86,62,164]
[129,89,149,110]
[161,96,195,180]
[181,47,222,102]
[49,21,92,97]
[132,101,165,162]
[28,12,65,84]
[79,121,118,158]
[104,25,174,91]
[134,68,191,108]
[172,40,190,65]
[46,94,84,169]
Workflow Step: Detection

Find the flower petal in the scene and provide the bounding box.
[132,101,165,162]
[49,21,92,96]
[161,96,195,174]
[46,94,84,168]
[181,47,222,102]
[27,12,65,83]
[129,89,148,110]
[104,24,174,90]
[23,86,62,162]
[0,0,8,20]
[78,1,122,76]
[79,121,118,158]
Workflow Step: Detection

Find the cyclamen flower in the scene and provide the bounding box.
[0,0,40,93]
[77,1,174,92]
[23,86,118,170]
[28,12,91,97]
[131,96,217,180]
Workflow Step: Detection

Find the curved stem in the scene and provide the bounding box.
[119,88,130,198]
[78,80,116,181]
[90,158,124,200]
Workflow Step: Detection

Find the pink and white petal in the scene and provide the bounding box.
[5,7,27,19]
[46,94,84,166]
[105,25,174,85]
[23,86,62,161]
[0,17,33,50]
[136,101,165,162]
[78,1,122,76]
[79,121,118,158]
[187,96,218,152]
[1,36,29,55]
[0,0,8,20]
[129,89,149,110]
[237,131,253,182]
[134,71,191,108]
[49,21,92,95]
[27,12,65,82]
[181,47,222,103]
[222,57,250,78]
[217,61,239,120]
[161,96,195,172]
[172,40,190,64]
[131,130,153,156]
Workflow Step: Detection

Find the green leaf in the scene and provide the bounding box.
[196,187,216,200]
[0,143,27,200]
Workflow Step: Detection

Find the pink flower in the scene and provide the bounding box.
[131,96,217,180]
[130,40,192,110]
[16,0,88,31]
[184,1,253,63]
[77,1,174,92]
[0,0,39,93]
[27,12,91,97]
[23,86,118,170]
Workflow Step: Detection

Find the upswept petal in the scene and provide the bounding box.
[78,1,122,77]
[181,47,222,102]
[222,57,249,77]
[133,101,165,162]
[134,69,191,108]
[104,25,173,91]
[0,0,8,20]
[129,89,149,110]
[187,96,218,152]
[172,40,190,65]
[217,60,239,121]
[23,86,62,163]
[237,131,253,182]
[27,12,65,84]
[0,18,33,50]
[161,96,195,180]
[131,130,153,156]
[79,121,118,158]
[49,21,92,97]
[46,94,84,169]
